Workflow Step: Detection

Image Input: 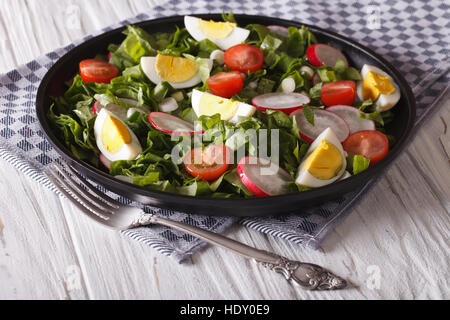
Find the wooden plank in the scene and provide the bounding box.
[0,163,89,299]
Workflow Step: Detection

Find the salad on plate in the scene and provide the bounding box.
[48,12,400,198]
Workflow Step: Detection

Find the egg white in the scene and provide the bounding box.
[295,128,347,188]
[191,89,256,123]
[356,64,401,111]
[94,109,142,162]
[184,16,250,50]
[140,56,213,89]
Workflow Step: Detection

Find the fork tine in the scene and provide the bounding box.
[47,167,112,218]
[51,164,117,213]
[58,160,122,208]
[44,171,109,225]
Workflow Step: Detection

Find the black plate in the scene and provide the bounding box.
[36,14,416,217]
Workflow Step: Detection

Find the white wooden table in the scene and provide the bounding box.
[0,0,449,300]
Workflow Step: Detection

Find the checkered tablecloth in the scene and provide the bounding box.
[0,0,448,262]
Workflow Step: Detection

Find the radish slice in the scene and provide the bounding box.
[92,101,102,115]
[252,92,310,114]
[292,109,350,143]
[148,112,203,135]
[100,153,111,170]
[267,25,289,38]
[326,105,376,134]
[237,156,292,197]
[306,44,349,67]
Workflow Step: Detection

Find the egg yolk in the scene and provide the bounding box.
[101,115,131,154]
[302,140,343,180]
[362,71,396,101]
[198,92,239,121]
[155,54,199,83]
[198,19,236,39]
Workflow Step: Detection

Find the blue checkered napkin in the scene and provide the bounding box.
[0,0,448,263]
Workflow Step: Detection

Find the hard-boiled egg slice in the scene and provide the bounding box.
[191,89,256,123]
[94,109,142,162]
[141,54,213,89]
[295,128,347,188]
[184,16,250,50]
[356,64,400,111]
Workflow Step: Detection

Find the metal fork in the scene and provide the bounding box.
[44,160,347,291]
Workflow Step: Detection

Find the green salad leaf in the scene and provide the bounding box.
[222,11,236,23]
[302,105,315,126]
[347,154,370,175]
[183,54,211,83]
[197,39,220,57]
[109,25,156,71]
[246,24,270,45]
[359,110,384,126]
[48,104,99,166]
[287,27,305,58]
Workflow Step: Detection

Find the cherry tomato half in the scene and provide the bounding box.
[206,71,244,98]
[79,59,118,84]
[224,44,264,73]
[342,130,389,165]
[321,80,356,107]
[183,145,231,181]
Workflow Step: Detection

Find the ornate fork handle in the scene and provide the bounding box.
[259,257,347,290]
[136,214,346,291]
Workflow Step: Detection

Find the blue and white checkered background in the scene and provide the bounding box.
[0,0,448,262]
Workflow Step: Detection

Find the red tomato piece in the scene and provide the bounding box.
[79,59,118,84]
[224,44,264,73]
[342,130,389,165]
[183,145,231,181]
[206,71,244,98]
[321,80,356,107]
